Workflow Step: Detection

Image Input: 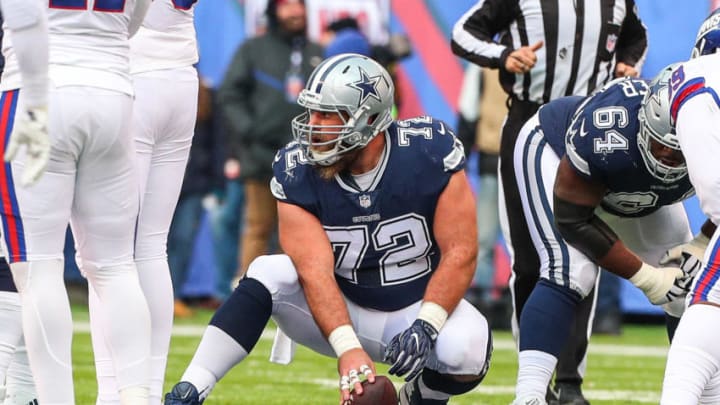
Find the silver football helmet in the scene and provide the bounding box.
[637,64,687,183]
[692,8,720,58]
[291,53,394,166]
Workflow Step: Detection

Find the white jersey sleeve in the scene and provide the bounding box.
[672,53,720,223]
[48,0,139,95]
[129,0,198,74]
[0,0,48,107]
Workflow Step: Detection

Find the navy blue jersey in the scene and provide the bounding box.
[0,257,16,292]
[271,117,465,311]
[541,78,695,217]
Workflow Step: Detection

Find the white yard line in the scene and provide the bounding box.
[73,322,669,357]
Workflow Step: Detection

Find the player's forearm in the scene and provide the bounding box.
[423,247,476,314]
[298,270,353,338]
[1,0,48,108]
[596,240,643,279]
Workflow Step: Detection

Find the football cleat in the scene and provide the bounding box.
[511,396,548,405]
[551,382,590,405]
[164,381,204,405]
[398,375,448,405]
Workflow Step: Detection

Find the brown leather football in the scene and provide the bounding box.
[350,375,398,405]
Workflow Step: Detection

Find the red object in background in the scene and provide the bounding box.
[394,67,424,120]
[493,243,511,298]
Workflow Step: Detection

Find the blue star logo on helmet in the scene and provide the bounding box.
[348,67,383,106]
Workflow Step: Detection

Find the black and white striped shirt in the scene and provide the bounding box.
[451,0,647,104]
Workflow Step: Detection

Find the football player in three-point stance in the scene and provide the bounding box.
[0,0,155,403]
[508,66,716,405]
[165,54,492,405]
[87,1,200,404]
[661,8,720,404]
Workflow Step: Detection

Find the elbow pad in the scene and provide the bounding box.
[553,195,618,262]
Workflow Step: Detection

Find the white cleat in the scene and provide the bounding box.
[510,396,547,405]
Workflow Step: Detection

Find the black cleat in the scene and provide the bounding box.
[551,382,590,405]
[398,375,449,405]
[398,374,448,405]
[164,381,204,405]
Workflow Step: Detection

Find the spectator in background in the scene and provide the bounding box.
[168,79,224,318]
[218,0,323,280]
[324,26,371,58]
[456,64,509,329]
[209,103,243,302]
[321,17,411,116]
[593,271,623,335]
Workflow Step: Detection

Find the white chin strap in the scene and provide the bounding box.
[310,146,341,166]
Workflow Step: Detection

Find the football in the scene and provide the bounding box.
[350,375,398,405]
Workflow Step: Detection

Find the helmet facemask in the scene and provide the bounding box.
[637,65,687,183]
[291,54,394,167]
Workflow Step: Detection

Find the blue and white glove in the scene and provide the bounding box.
[384,319,438,382]
[4,106,49,186]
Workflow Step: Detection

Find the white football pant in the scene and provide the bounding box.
[90,66,198,405]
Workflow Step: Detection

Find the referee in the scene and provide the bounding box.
[451,1,647,404]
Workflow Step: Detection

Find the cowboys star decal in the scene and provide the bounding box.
[347,67,384,106]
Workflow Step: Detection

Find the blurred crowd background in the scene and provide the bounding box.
[57,0,717,328]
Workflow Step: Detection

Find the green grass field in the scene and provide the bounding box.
[69,306,670,404]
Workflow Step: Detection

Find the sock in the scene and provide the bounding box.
[181,326,249,402]
[516,350,557,400]
[208,277,272,352]
[419,368,483,400]
[662,304,720,405]
[5,339,38,404]
[418,373,451,402]
[0,291,22,383]
[136,259,173,405]
[118,386,149,404]
[90,259,173,405]
[178,278,271,401]
[88,284,120,405]
[84,262,151,396]
[518,280,581,356]
[11,260,75,403]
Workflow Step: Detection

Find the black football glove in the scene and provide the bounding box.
[384,319,438,381]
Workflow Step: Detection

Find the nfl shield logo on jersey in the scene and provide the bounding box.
[359,194,371,208]
[606,33,618,53]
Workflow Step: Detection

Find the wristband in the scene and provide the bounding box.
[629,262,654,289]
[328,325,362,357]
[417,301,448,332]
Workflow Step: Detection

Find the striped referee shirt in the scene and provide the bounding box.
[451,0,647,104]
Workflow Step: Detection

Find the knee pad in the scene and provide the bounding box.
[245,255,300,297]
